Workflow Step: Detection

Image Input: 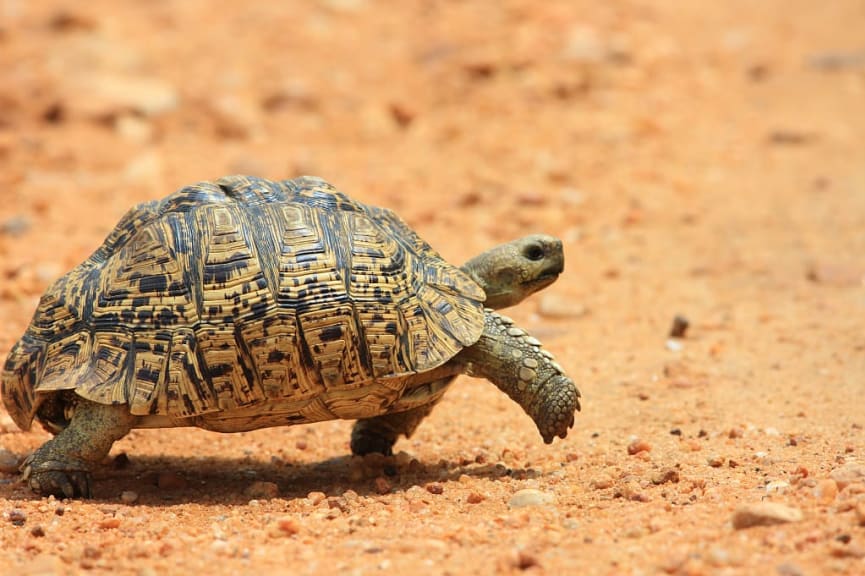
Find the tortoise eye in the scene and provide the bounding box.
[524,244,544,261]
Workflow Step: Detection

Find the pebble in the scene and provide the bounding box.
[30,525,46,537]
[618,481,649,502]
[537,293,588,319]
[120,490,139,504]
[627,439,651,455]
[813,478,838,504]
[0,216,31,237]
[0,448,20,473]
[307,491,327,505]
[706,455,725,467]
[244,481,279,500]
[425,483,444,495]
[590,474,614,490]
[8,509,27,526]
[829,542,865,559]
[651,468,680,485]
[508,488,554,508]
[830,462,865,489]
[98,517,121,529]
[776,562,806,576]
[467,492,485,504]
[731,502,803,530]
[668,315,689,338]
[276,517,300,536]
[665,339,684,352]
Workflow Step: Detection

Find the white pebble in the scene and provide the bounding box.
[508,489,555,508]
[731,502,803,529]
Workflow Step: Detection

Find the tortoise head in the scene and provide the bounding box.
[461,234,564,309]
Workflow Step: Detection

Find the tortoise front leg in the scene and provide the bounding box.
[22,399,134,498]
[458,311,580,443]
[350,401,442,456]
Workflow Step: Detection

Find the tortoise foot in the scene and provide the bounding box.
[22,454,92,499]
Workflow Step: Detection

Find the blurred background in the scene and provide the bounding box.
[1,0,863,356]
[0,1,864,572]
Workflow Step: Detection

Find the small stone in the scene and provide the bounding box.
[157,472,188,491]
[120,490,139,504]
[467,492,485,504]
[590,474,614,490]
[98,517,121,529]
[8,509,27,526]
[373,476,391,495]
[508,489,554,508]
[244,481,279,500]
[813,479,838,504]
[0,216,31,237]
[276,517,300,536]
[830,463,865,489]
[425,483,444,495]
[513,549,540,570]
[627,439,651,455]
[776,562,806,576]
[295,440,308,450]
[0,448,20,473]
[617,481,650,502]
[651,468,680,485]
[668,315,689,338]
[829,542,865,559]
[731,502,803,529]
[307,491,327,505]
[665,338,683,352]
[30,525,46,538]
[707,455,725,467]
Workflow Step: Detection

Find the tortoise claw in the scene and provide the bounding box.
[22,457,93,499]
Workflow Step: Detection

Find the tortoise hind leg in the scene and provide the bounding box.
[22,399,134,498]
[350,401,442,456]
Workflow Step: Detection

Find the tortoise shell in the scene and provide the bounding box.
[2,176,485,431]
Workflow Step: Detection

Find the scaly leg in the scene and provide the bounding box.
[350,397,445,456]
[22,399,135,498]
[458,311,580,443]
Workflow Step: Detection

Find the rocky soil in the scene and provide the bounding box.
[1,1,864,574]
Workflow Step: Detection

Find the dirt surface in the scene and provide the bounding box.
[1,1,864,574]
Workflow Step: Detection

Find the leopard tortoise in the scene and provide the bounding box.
[2,175,580,498]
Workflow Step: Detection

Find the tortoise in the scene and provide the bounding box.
[1,175,580,498]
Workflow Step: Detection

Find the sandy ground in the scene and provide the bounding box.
[1,1,864,574]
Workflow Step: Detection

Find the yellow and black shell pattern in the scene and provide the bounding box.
[2,176,485,431]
